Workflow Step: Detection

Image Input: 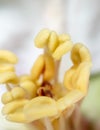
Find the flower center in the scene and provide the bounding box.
[37,81,53,98]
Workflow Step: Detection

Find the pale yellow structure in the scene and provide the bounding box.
[0,29,92,130]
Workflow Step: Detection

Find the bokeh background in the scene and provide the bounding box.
[0,0,100,129]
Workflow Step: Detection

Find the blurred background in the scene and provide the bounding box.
[0,0,100,129]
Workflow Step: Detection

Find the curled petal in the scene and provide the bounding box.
[6,112,27,123]
[2,99,29,123]
[1,92,13,104]
[0,72,19,84]
[34,29,73,60]
[58,34,70,43]
[57,90,84,112]
[2,99,28,115]
[34,29,50,48]
[0,50,18,64]
[0,64,15,73]
[73,63,91,94]
[63,66,76,90]
[11,87,26,99]
[53,41,73,60]
[63,64,91,93]
[19,74,32,82]
[0,51,18,84]
[43,53,55,81]
[1,87,26,104]
[63,43,92,94]
[31,54,45,80]
[71,43,91,65]
[20,81,37,98]
[48,31,59,52]
[24,96,58,122]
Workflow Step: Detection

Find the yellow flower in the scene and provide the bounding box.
[1,29,92,124]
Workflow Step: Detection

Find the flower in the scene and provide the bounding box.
[0,29,92,124]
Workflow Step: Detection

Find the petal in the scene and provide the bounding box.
[24,96,58,122]
[34,29,50,48]
[0,50,18,64]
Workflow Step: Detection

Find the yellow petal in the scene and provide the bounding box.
[63,66,76,90]
[73,63,91,94]
[71,43,91,65]
[19,74,32,82]
[31,54,45,80]
[11,87,26,99]
[1,92,13,104]
[0,72,19,84]
[53,41,73,60]
[0,50,18,64]
[48,31,59,52]
[0,64,15,73]
[34,29,50,48]
[58,34,70,43]
[24,96,58,122]
[57,90,84,112]
[2,99,28,115]
[20,81,37,98]
[6,112,27,123]
[63,63,91,93]
[43,54,55,81]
